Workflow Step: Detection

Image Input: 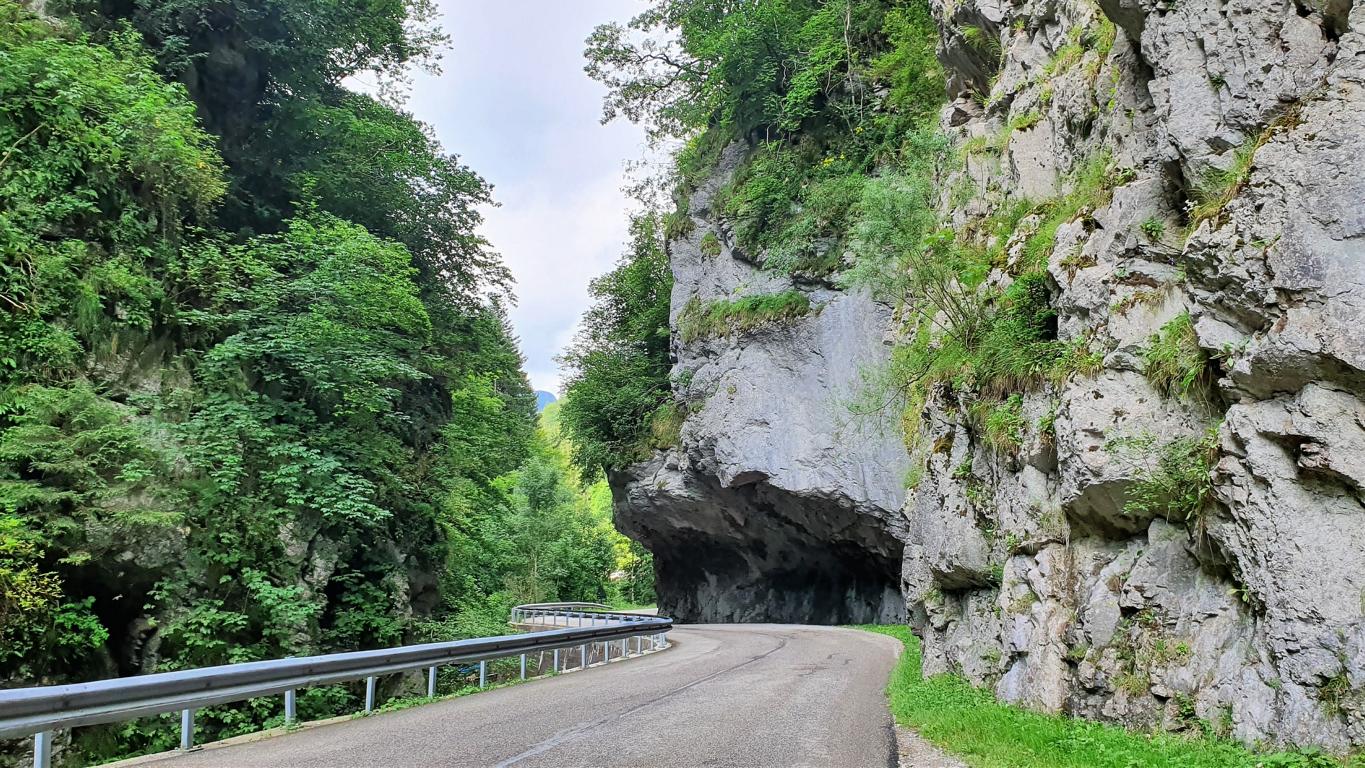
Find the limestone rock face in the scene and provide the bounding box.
[900,0,1365,752]
[612,145,911,624]
[613,0,1365,752]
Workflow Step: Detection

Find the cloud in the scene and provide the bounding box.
[481,173,638,394]
[396,0,650,393]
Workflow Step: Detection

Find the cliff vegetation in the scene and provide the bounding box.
[576,0,1365,761]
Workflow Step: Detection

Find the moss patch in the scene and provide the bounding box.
[678,291,813,342]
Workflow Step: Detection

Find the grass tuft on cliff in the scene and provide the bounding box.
[854,625,1360,768]
[678,291,813,342]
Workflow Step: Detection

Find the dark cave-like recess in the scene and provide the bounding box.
[614,468,906,625]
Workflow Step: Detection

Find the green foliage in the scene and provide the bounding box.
[0,12,224,383]
[540,401,653,606]
[496,445,615,606]
[66,0,454,253]
[0,5,582,762]
[675,125,730,192]
[1009,110,1043,132]
[877,269,1071,428]
[854,625,1358,768]
[853,151,1123,444]
[974,395,1026,453]
[1141,217,1166,242]
[841,131,955,295]
[589,0,946,276]
[1107,427,1220,525]
[560,213,674,476]
[274,94,507,298]
[1039,20,1114,85]
[1043,40,1086,78]
[679,291,813,342]
[717,141,865,274]
[1143,313,1212,399]
[1320,673,1353,719]
[852,154,1116,435]
[700,231,722,256]
[1183,103,1303,234]
[1188,141,1258,230]
[664,206,695,240]
[1021,153,1123,270]
[0,516,108,679]
[872,3,945,122]
[586,0,910,141]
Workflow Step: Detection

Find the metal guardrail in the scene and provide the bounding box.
[1,603,671,767]
[512,602,613,619]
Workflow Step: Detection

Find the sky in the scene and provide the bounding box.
[391,0,651,395]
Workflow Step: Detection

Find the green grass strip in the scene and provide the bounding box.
[852,625,1358,768]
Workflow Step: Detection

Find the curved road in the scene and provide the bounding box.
[123,625,902,768]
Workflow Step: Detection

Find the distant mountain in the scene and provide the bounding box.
[535,390,557,412]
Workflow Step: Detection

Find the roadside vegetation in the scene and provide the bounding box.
[856,626,1360,768]
[0,2,647,762]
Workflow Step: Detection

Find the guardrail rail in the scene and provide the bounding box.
[0,604,671,768]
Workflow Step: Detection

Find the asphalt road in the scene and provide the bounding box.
[125,625,902,768]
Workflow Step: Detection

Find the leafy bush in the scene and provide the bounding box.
[586,0,912,142]
[0,14,225,383]
[1141,217,1166,241]
[589,0,946,275]
[872,3,945,121]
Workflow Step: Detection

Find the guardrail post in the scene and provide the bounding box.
[180,708,194,751]
[553,648,560,672]
[427,666,437,698]
[33,731,52,768]
[519,653,526,680]
[284,689,296,725]
[580,643,588,669]
[364,676,376,713]
[479,660,487,688]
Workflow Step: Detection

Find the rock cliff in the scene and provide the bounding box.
[613,144,912,625]
[612,0,1365,751]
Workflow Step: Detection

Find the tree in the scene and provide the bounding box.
[585,0,901,142]
[559,212,674,476]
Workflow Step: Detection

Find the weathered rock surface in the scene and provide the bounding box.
[903,0,1365,752]
[612,145,911,625]
[615,0,1365,752]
